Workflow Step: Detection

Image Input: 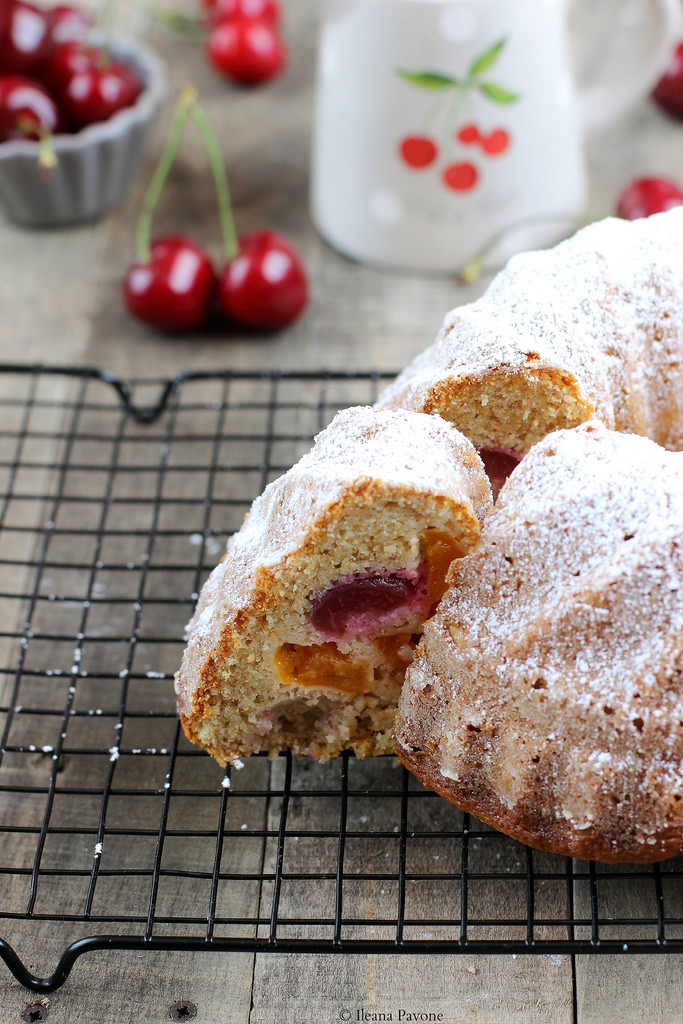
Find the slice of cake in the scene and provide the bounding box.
[395,421,683,863]
[175,406,491,764]
[377,208,683,494]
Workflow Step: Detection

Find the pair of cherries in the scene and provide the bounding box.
[125,230,308,332]
[202,0,286,86]
[0,1,141,143]
[123,89,308,333]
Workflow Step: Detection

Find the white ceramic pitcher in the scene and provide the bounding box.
[310,0,681,272]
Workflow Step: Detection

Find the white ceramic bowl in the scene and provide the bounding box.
[0,34,167,228]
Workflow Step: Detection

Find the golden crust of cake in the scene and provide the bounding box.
[175,406,492,765]
[394,421,683,863]
[378,209,683,454]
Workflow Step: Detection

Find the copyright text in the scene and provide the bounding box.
[339,1012,445,1022]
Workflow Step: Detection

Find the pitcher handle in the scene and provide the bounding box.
[576,0,681,131]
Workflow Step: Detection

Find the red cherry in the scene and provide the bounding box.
[218,230,308,330]
[481,128,510,155]
[207,17,286,85]
[47,4,92,47]
[442,161,478,192]
[57,52,142,129]
[616,176,683,220]
[123,236,216,332]
[457,123,480,145]
[477,446,522,498]
[651,42,683,120]
[310,572,426,641]
[202,0,280,27]
[0,74,61,140]
[0,1,51,75]
[40,39,91,96]
[399,135,438,169]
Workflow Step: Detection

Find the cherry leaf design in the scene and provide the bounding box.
[477,81,520,104]
[467,37,508,79]
[396,69,460,90]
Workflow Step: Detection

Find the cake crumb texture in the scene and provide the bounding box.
[175,406,492,765]
[378,209,683,454]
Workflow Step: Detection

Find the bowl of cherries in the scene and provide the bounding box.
[0,1,166,227]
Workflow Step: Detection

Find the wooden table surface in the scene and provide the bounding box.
[1,2,683,1021]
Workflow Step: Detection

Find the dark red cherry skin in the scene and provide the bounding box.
[202,0,280,26]
[477,446,522,499]
[47,4,92,47]
[616,177,683,220]
[310,574,424,641]
[0,1,51,75]
[207,17,286,85]
[218,230,308,330]
[58,54,142,129]
[651,42,683,119]
[123,236,216,333]
[40,39,91,96]
[0,74,61,140]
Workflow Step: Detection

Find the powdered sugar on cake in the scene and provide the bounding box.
[378,210,683,446]
[451,422,683,680]
[175,406,492,749]
[395,421,683,861]
[180,408,488,652]
[208,406,489,606]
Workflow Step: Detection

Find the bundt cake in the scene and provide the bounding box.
[394,421,683,863]
[377,208,683,494]
[175,406,491,765]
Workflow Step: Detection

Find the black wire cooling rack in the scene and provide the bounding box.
[0,366,681,994]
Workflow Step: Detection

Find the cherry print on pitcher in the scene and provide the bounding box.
[396,36,519,193]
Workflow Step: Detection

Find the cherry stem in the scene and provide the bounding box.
[134,86,238,265]
[188,105,239,262]
[16,117,57,178]
[38,131,57,180]
[157,6,207,42]
[88,0,120,67]
[135,86,194,264]
[458,211,604,284]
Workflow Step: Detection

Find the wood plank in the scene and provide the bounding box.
[575,955,683,1024]
[251,951,573,1024]
[1,0,683,1020]
[0,930,255,1024]
[0,380,258,1020]
[250,755,573,1022]
[573,853,683,1023]
[74,4,487,381]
